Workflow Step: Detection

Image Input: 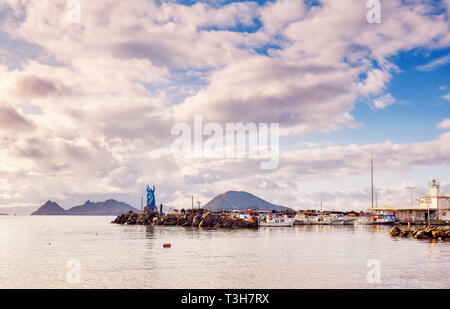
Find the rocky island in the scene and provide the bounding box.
[31,199,140,216]
[203,191,292,212]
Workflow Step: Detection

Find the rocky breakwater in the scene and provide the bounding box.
[389,226,450,240]
[112,208,259,228]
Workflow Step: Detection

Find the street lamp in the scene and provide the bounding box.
[406,185,415,225]
[406,185,415,207]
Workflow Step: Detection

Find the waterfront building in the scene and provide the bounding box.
[372,179,450,224]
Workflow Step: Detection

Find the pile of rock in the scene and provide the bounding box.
[112,208,259,228]
[389,226,450,240]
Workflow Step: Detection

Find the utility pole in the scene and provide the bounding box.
[192,195,194,210]
[320,201,323,213]
[141,195,143,212]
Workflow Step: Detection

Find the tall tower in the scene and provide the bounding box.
[429,179,440,197]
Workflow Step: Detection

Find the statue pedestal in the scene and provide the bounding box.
[143,207,157,215]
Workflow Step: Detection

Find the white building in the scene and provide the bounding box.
[417,179,450,220]
[373,179,450,223]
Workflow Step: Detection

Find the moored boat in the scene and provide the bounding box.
[260,213,295,227]
[343,217,357,225]
[329,214,346,225]
[356,214,397,225]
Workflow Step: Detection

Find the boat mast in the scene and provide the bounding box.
[371,152,374,214]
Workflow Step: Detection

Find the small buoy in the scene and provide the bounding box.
[163,243,171,248]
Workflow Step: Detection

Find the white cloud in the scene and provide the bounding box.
[417,54,450,71]
[437,119,450,129]
[0,0,449,211]
[372,93,396,109]
[173,56,360,135]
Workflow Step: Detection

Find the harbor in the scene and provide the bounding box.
[112,177,450,230]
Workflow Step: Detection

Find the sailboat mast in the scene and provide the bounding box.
[371,153,374,214]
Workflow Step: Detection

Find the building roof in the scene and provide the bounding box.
[372,205,435,211]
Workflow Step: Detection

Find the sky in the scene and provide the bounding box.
[0,0,449,213]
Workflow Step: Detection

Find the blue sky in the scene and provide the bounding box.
[283,47,450,148]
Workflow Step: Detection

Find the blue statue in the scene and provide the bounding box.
[146,185,156,210]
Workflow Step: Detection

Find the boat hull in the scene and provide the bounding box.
[260,222,294,227]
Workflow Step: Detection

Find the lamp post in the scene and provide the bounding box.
[406,185,415,225]
[406,185,415,207]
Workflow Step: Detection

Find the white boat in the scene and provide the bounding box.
[316,214,346,225]
[356,214,397,225]
[260,213,295,227]
[343,217,357,225]
[295,213,322,225]
[329,214,346,225]
[355,216,375,225]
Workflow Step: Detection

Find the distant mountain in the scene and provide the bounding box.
[31,200,66,215]
[203,191,293,212]
[31,199,139,216]
[65,199,139,216]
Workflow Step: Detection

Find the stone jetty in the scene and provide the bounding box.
[389,226,450,240]
[112,208,259,228]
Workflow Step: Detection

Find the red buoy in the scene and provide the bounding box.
[163,243,171,248]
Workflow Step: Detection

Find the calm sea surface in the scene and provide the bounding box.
[0,216,449,288]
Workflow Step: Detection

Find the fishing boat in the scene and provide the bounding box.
[329,214,346,225]
[260,213,295,227]
[355,214,397,225]
[355,215,375,225]
[343,217,357,225]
